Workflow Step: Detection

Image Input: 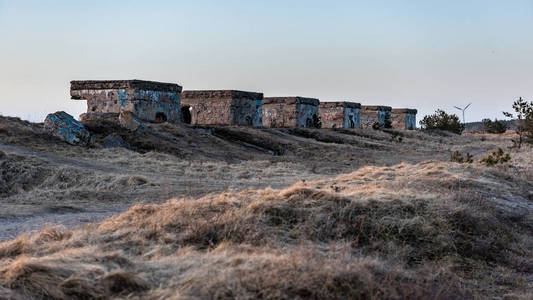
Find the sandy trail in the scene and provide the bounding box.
[0,143,306,242]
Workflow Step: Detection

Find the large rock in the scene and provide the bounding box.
[44,111,91,145]
[103,134,127,148]
[79,112,119,123]
[119,111,145,132]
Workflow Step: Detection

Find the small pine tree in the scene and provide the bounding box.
[503,97,533,148]
[420,110,465,134]
[482,118,507,134]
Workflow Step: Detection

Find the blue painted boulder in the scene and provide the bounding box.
[44,111,91,145]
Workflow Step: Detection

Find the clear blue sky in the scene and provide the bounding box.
[1,0,532,123]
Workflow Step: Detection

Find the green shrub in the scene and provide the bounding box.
[480,148,511,166]
[482,118,507,134]
[503,97,533,148]
[420,110,464,134]
[450,151,473,163]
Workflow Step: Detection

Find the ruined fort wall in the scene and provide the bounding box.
[182,97,234,126]
[262,103,298,128]
[360,110,380,129]
[343,107,360,128]
[319,102,360,128]
[71,80,182,123]
[181,91,262,126]
[231,98,262,127]
[319,105,344,128]
[360,106,391,129]
[296,103,319,128]
[391,109,417,130]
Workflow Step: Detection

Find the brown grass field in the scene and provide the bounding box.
[0,115,532,299]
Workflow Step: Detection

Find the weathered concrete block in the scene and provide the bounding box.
[319,102,361,129]
[391,108,417,130]
[79,112,119,123]
[181,90,263,126]
[262,97,320,128]
[119,111,145,132]
[44,111,91,145]
[71,79,182,123]
[360,106,392,129]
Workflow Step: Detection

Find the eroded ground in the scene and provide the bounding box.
[0,116,525,241]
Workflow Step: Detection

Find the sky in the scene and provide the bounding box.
[0,0,532,124]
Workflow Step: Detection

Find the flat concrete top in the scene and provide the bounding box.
[263,97,319,106]
[319,101,361,109]
[182,90,263,100]
[70,80,182,92]
[361,105,392,112]
[392,108,418,114]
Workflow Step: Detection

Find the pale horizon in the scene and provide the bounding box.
[1,0,532,124]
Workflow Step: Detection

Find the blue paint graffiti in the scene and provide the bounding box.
[117,90,129,107]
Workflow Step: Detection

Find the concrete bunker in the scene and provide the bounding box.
[360,105,392,129]
[70,79,182,123]
[181,90,263,126]
[319,101,361,129]
[262,97,320,128]
[391,108,417,130]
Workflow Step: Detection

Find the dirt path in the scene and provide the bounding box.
[0,209,123,242]
[0,143,152,176]
[0,143,148,242]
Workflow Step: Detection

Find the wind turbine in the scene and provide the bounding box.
[454,103,472,124]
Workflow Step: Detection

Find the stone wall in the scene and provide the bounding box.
[360,106,392,129]
[262,97,319,128]
[391,109,417,130]
[319,102,361,128]
[181,90,263,126]
[70,80,182,123]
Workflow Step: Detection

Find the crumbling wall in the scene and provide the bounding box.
[343,107,360,128]
[319,104,344,128]
[184,98,233,125]
[360,106,392,129]
[319,102,360,128]
[71,80,182,123]
[181,90,263,126]
[262,97,319,128]
[392,109,417,130]
[296,103,319,128]
[262,102,297,128]
[232,98,262,127]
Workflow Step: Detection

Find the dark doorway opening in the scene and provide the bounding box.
[349,115,355,128]
[181,106,192,124]
[155,112,168,123]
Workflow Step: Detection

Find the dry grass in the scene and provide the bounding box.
[1,158,532,299]
[1,115,533,298]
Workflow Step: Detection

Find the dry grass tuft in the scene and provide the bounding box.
[0,158,532,299]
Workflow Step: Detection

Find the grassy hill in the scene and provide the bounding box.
[0,115,532,299]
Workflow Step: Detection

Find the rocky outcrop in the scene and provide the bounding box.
[44,111,91,145]
[119,111,145,132]
[103,134,127,148]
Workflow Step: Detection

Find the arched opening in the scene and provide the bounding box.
[155,112,168,123]
[181,106,192,124]
[349,115,355,128]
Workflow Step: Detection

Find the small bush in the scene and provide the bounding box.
[420,110,465,134]
[450,151,473,163]
[482,118,507,134]
[480,148,511,166]
[503,97,533,148]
